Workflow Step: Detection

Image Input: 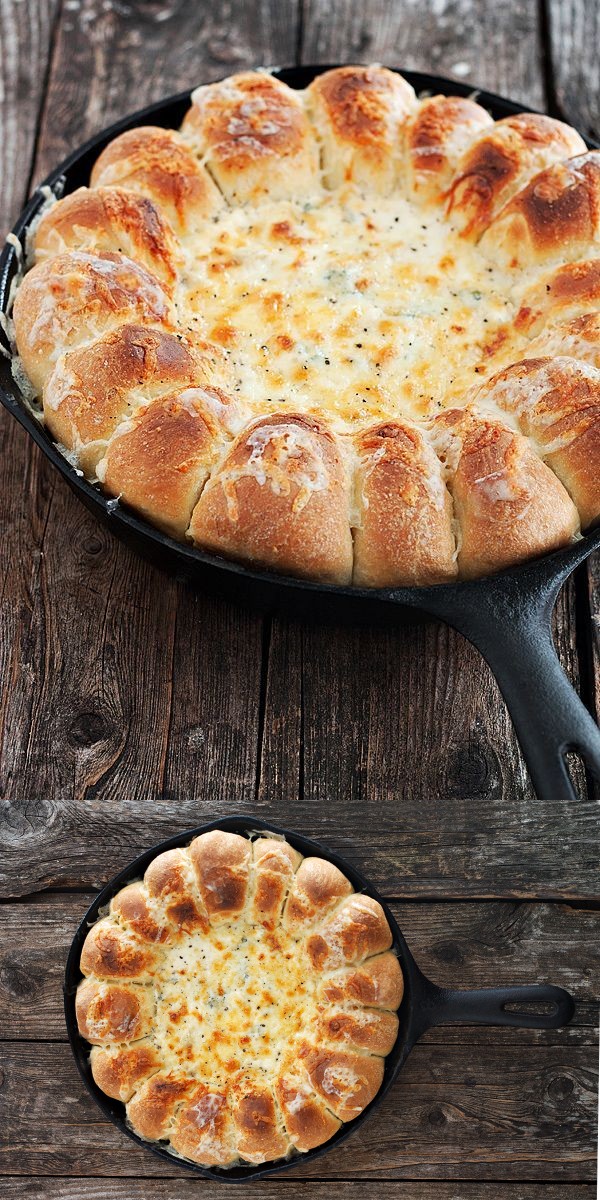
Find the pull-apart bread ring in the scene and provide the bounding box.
[12,66,600,584]
[76,830,404,1168]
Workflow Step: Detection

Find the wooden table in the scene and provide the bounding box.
[1,1,599,1196]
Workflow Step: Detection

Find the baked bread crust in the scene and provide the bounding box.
[76,830,402,1168]
[12,66,600,585]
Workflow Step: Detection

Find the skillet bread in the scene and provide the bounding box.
[13,66,600,585]
[76,831,404,1168]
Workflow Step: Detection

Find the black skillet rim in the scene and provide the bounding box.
[63,813,422,1183]
[2,65,600,619]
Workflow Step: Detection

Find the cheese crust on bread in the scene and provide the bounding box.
[13,67,600,585]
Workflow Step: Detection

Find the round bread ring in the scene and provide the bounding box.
[404,94,493,201]
[33,186,181,288]
[188,413,354,585]
[182,71,320,203]
[13,65,600,588]
[445,112,586,237]
[90,125,224,234]
[76,829,403,1168]
[353,419,458,587]
[431,407,580,579]
[12,250,174,395]
[305,65,417,193]
[43,324,228,475]
[481,150,600,268]
[476,355,600,527]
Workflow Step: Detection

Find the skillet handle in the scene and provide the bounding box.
[415,977,575,1037]
[420,565,600,802]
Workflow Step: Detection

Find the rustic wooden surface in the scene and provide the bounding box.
[0,0,598,1195]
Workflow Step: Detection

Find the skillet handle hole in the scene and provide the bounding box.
[502,1001,557,1017]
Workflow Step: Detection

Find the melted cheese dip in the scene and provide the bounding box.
[180,185,526,429]
[152,921,315,1083]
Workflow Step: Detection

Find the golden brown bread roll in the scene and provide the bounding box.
[42,324,228,475]
[182,72,320,202]
[476,355,600,527]
[90,125,224,234]
[188,830,252,923]
[33,186,181,287]
[352,419,458,586]
[90,1040,162,1102]
[96,388,231,539]
[76,829,403,1167]
[319,951,405,1010]
[481,151,600,268]
[516,258,600,336]
[76,979,155,1044]
[306,65,416,193]
[13,250,174,394]
[404,94,493,200]
[275,1057,342,1151]
[432,407,580,579]
[527,312,600,369]
[445,112,586,236]
[188,413,354,585]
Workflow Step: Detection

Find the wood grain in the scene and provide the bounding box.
[1,1041,595,1180]
[545,0,600,143]
[3,1183,597,1199]
[0,0,60,238]
[2,894,598,1040]
[300,0,546,107]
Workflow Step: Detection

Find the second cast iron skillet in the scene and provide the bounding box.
[2,67,600,803]
[64,814,575,1183]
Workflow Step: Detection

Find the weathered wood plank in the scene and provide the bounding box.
[300,0,546,107]
[0,0,60,237]
[0,1042,595,1180]
[3,1181,596,1198]
[0,0,300,899]
[2,894,598,1042]
[546,0,600,143]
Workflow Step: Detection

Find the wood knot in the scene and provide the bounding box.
[548,1074,575,1100]
[432,940,465,966]
[427,1105,447,1126]
[68,711,110,747]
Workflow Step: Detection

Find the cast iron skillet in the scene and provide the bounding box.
[2,66,600,805]
[64,814,575,1183]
